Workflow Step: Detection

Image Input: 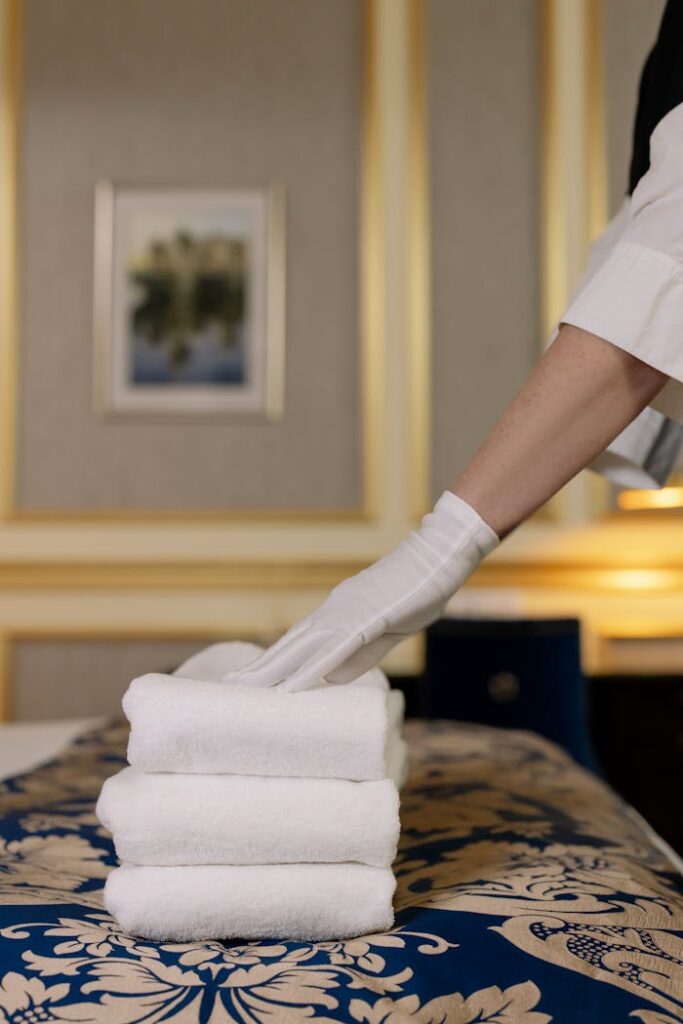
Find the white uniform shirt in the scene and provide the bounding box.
[546,101,683,489]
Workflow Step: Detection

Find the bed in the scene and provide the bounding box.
[1,717,682,1024]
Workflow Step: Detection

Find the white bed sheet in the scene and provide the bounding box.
[0,718,104,781]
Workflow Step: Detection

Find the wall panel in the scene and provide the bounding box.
[426,0,541,500]
[11,637,211,719]
[16,0,364,511]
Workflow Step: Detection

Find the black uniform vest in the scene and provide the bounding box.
[628,0,683,195]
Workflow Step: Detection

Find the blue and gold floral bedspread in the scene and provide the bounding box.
[1,719,682,1023]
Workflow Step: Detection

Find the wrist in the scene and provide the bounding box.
[431,490,500,557]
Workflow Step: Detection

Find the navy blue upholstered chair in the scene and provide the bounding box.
[422,616,598,770]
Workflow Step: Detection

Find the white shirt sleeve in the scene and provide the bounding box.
[544,103,683,490]
[558,101,683,384]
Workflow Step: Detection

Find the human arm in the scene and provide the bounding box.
[222,324,669,693]
[224,105,683,692]
[453,322,670,540]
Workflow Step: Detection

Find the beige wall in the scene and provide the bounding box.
[426,0,541,499]
[2,1,683,720]
[17,0,363,510]
[11,638,208,719]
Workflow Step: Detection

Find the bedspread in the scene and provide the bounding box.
[0,719,682,1023]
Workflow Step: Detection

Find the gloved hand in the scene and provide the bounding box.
[222,490,500,692]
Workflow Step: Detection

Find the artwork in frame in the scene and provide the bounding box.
[93,182,285,419]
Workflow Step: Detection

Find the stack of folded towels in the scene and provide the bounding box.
[97,641,408,942]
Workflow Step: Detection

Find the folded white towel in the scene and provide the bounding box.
[124,642,405,780]
[96,733,406,867]
[174,640,406,734]
[104,862,396,941]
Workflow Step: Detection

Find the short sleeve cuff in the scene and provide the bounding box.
[587,406,683,490]
[559,240,683,386]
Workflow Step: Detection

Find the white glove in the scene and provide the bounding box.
[222,490,500,692]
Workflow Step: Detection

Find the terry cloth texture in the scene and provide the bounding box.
[101,640,406,941]
[123,644,405,780]
[104,862,397,942]
[96,741,405,868]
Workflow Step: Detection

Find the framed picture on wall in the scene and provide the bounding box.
[93,182,285,419]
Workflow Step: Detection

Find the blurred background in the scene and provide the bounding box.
[0,0,681,845]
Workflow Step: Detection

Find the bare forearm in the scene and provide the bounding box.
[451,324,670,539]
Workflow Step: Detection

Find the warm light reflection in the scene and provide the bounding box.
[617,487,683,511]
[609,569,675,590]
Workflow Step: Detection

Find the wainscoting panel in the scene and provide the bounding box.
[10,637,208,719]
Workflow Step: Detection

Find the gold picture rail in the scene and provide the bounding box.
[0,558,683,592]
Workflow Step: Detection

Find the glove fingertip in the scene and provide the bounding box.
[276,670,321,693]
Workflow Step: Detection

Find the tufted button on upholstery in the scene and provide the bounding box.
[487,671,521,704]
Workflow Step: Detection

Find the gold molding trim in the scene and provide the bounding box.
[407,0,431,522]
[585,0,607,245]
[1,0,383,524]
[7,505,371,522]
[0,560,371,589]
[476,562,683,592]
[539,0,563,346]
[539,0,607,338]
[0,634,9,722]
[359,0,383,521]
[0,0,20,522]
[1,558,683,592]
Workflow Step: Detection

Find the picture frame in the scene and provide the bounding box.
[93,182,285,420]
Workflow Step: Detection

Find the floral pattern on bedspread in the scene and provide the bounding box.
[0,719,681,1024]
